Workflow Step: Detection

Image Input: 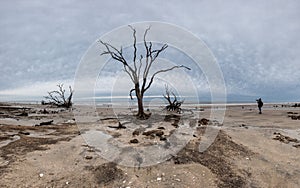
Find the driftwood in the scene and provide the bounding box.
[44,84,73,108]
[35,120,53,126]
[163,85,184,113]
[108,122,126,129]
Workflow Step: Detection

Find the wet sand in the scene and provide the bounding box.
[0,102,300,187]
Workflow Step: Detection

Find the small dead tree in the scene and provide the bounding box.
[163,85,184,113]
[43,84,73,108]
[100,25,190,119]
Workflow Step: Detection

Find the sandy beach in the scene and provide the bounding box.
[0,102,300,187]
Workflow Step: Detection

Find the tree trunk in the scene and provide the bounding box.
[137,96,145,117]
[135,84,148,119]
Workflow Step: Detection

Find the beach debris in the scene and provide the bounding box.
[273,132,299,144]
[130,139,139,144]
[40,109,49,114]
[164,114,181,122]
[35,120,54,126]
[44,84,73,109]
[18,131,30,135]
[293,144,300,148]
[132,127,146,136]
[198,118,210,126]
[108,122,126,129]
[16,111,28,117]
[288,115,300,120]
[287,112,297,114]
[39,173,44,178]
[171,120,179,128]
[157,177,162,181]
[163,85,183,113]
[85,156,93,160]
[65,119,75,124]
[239,124,248,129]
[143,130,164,137]
[157,127,165,130]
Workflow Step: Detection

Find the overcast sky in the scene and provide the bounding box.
[0,0,299,102]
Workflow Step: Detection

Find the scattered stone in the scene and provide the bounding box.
[130,139,139,144]
[273,132,299,144]
[16,111,28,116]
[142,130,164,137]
[19,131,30,135]
[291,103,300,107]
[85,156,93,160]
[41,109,49,114]
[157,127,165,130]
[239,124,248,129]
[87,148,95,152]
[293,144,300,148]
[132,127,145,136]
[171,122,179,128]
[289,115,300,120]
[198,118,210,126]
[35,120,53,126]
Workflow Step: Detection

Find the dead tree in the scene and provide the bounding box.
[163,85,184,113]
[100,25,190,119]
[44,84,73,108]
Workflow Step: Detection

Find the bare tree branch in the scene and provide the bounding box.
[100,40,138,83]
[143,26,151,79]
[128,25,137,72]
[99,25,191,119]
[143,65,191,92]
[43,84,73,108]
[137,55,143,80]
[163,85,183,113]
[129,88,135,100]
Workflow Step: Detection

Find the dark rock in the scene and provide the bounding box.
[85,156,93,160]
[16,111,28,116]
[198,118,210,126]
[143,130,164,137]
[35,120,53,126]
[19,131,30,135]
[132,127,145,136]
[130,139,139,144]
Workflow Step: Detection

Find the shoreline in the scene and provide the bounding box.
[0,102,300,187]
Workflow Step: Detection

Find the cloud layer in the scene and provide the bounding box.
[0,0,299,102]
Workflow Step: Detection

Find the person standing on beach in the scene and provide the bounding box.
[256,98,263,114]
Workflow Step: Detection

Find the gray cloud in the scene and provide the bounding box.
[0,0,299,102]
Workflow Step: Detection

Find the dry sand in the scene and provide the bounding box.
[0,102,300,187]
